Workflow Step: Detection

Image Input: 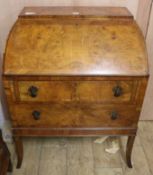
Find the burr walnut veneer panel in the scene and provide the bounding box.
[4,7,148,76]
[11,104,140,128]
[17,80,136,103]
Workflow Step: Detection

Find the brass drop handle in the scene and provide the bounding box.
[113,86,122,97]
[32,111,41,120]
[28,86,38,97]
[111,111,118,120]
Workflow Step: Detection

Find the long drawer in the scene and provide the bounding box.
[17,80,137,104]
[11,103,140,128]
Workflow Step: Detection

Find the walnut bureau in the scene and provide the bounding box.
[2,7,149,169]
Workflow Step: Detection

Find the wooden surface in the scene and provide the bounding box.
[11,104,139,128]
[0,0,139,54]
[3,75,148,131]
[3,76,147,131]
[2,7,149,168]
[14,136,23,169]
[17,80,136,103]
[20,6,133,18]
[126,136,136,168]
[1,0,152,122]
[7,122,153,175]
[3,7,148,76]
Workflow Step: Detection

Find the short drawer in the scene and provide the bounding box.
[17,80,137,104]
[11,103,140,128]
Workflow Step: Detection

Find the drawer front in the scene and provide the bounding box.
[18,81,73,102]
[76,81,136,103]
[11,104,140,128]
[17,80,137,103]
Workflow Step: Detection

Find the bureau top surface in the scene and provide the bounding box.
[19,6,133,18]
[3,7,149,76]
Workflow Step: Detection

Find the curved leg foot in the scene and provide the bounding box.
[14,136,23,169]
[126,136,136,168]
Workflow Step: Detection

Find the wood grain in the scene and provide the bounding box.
[12,127,137,137]
[93,138,121,168]
[95,168,123,175]
[13,136,23,169]
[11,103,140,128]
[3,7,148,76]
[17,80,136,103]
[2,7,149,168]
[8,122,153,175]
[138,122,153,174]
[67,138,94,175]
[39,145,66,175]
[12,138,42,175]
[0,0,139,54]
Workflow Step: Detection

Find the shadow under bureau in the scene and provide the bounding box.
[2,7,149,169]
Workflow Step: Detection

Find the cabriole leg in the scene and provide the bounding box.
[126,135,136,168]
[14,136,23,169]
